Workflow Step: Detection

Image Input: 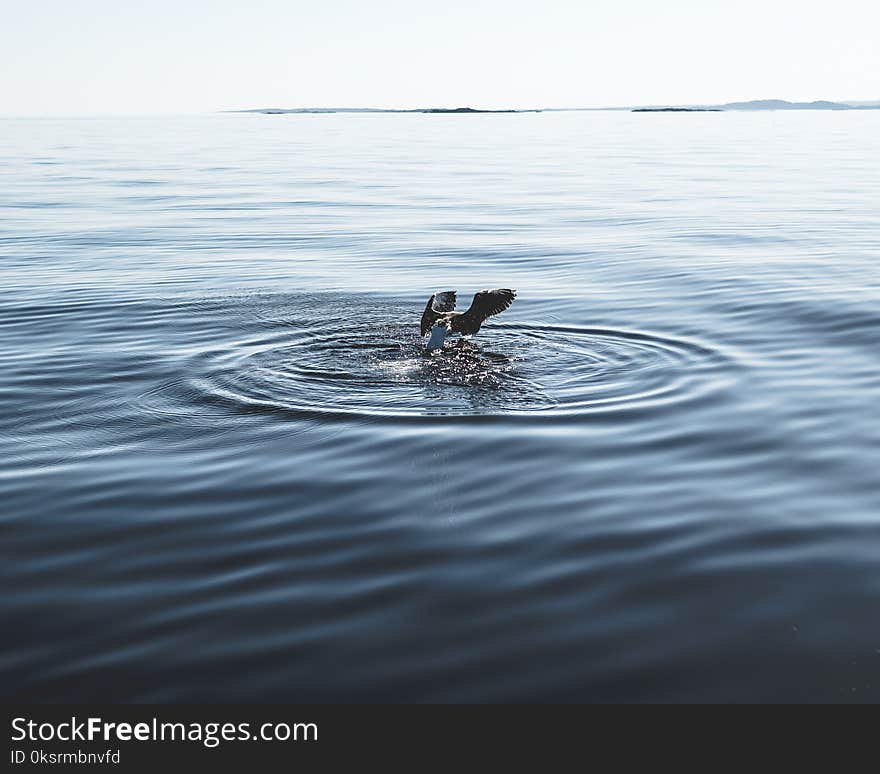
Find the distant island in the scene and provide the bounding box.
[422,107,535,114]
[629,99,879,112]
[239,106,540,115]
[715,99,861,110]
[632,107,723,112]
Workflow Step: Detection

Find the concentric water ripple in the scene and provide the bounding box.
[137,300,733,421]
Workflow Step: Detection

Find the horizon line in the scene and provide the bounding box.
[2,96,880,118]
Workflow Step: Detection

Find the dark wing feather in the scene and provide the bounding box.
[420,290,457,335]
[455,288,516,334]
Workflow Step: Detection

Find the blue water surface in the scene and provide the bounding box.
[1,111,879,701]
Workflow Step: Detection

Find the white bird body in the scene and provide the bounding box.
[426,324,449,350]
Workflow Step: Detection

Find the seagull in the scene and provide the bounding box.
[420,289,517,350]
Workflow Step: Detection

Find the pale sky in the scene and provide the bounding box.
[2,0,878,114]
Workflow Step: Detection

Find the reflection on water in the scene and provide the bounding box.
[2,112,880,702]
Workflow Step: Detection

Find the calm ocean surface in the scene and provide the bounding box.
[2,112,879,702]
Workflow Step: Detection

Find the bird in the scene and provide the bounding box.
[420,288,516,350]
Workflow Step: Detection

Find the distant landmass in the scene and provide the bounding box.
[422,107,534,114]
[629,99,880,112]
[238,106,540,115]
[632,107,723,112]
[233,99,880,115]
[714,99,873,110]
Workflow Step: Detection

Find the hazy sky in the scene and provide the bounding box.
[2,0,878,113]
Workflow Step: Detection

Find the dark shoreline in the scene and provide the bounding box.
[632,107,723,113]
[250,107,541,115]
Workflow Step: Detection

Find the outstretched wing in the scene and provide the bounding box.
[455,288,517,334]
[420,290,457,335]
